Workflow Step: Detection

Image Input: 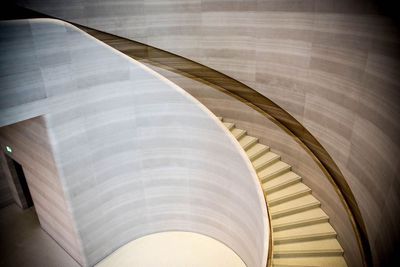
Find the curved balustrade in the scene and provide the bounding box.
[75,25,368,267]
[0,19,268,267]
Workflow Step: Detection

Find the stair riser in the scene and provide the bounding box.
[273,250,343,258]
[274,234,337,244]
[271,203,321,219]
[264,177,302,194]
[273,217,329,231]
[260,166,291,183]
[268,190,311,207]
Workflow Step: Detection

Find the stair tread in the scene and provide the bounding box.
[259,161,291,181]
[223,122,235,130]
[267,182,310,203]
[263,171,301,192]
[274,222,336,240]
[253,151,280,171]
[247,143,270,160]
[239,135,258,150]
[273,256,347,267]
[274,238,343,253]
[272,208,329,229]
[270,194,320,217]
[231,128,246,139]
[219,118,347,267]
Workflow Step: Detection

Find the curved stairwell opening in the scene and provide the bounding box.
[218,117,347,267]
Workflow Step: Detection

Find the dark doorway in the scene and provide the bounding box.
[12,159,33,208]
[5,155,34,209]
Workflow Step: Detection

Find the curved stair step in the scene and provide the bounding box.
[267,182,311,206]
[270,194,321,219]
[272,208,329,231]
[239,135,259,150]
[247,143,270,161]
[273,256,347,267]
[274,223,337,244]
[223,122,235,130]
[231,128,247,139]
[274,239,343,258]
[259,161,291,182]
[253,151,281,171]
[263,171,301,194]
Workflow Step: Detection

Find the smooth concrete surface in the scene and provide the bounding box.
[0,204,80,267]
[96,231,246,267]
[0,19,268,267]
[15,1,400,265]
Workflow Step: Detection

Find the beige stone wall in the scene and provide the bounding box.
[14,1,400,265]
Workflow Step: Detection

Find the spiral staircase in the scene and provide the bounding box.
[218,117,347,267]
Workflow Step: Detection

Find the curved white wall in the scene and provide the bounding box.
[0,19,268,267]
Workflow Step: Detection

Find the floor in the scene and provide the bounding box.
[0,204,246,267]
[0,203,80,267]
[96,231,246,267]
